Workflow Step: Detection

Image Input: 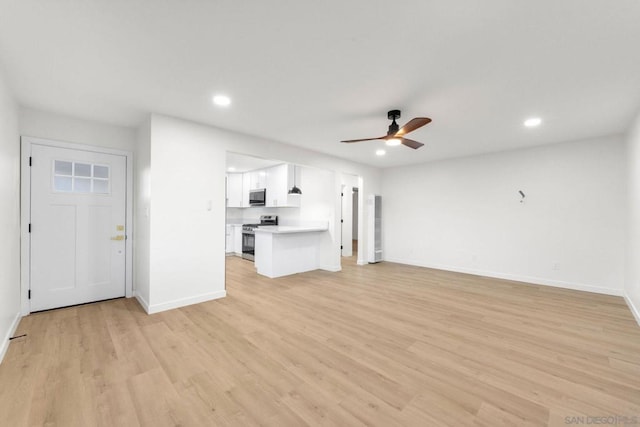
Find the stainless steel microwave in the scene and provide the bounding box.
[249,188,266,206]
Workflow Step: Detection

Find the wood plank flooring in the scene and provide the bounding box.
[1,256,639,426]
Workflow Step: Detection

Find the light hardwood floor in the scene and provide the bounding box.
[1,256,639,426]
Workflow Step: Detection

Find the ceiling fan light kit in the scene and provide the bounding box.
[341,110,432,150]
[386,138,402,146]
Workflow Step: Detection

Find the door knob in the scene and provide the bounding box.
[110,235,125,241]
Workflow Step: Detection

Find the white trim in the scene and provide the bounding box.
[124,147,134,298]
[20,136,134,315]
[0,313,22,364]
[624,293,640,327]
[146,290,227,314]
[20,141,31,316]
[134,291,151,314]
[320,265,341,273]
[384,257,624,296]
[356,260,368,266]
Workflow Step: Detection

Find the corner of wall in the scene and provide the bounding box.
[0,313,22,363]
[625,109,640,326]
[133,291,151,314]
[624,293,640,326]
[133,116,152,308]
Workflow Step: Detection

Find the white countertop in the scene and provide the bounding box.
[254,225,328,234]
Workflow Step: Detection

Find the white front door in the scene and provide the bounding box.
[30,143,127,311]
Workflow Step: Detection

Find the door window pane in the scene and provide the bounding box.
[94,165,109,179]
[74,178,91,193]
[74,163,92,177]
[54,160,72,176]
[54,176,72,192]
[92,179,109,194]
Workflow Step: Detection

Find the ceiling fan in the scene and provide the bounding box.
[341,110,432,149]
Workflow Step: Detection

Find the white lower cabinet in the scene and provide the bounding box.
[225,225,234,253]
[233,225,243,255]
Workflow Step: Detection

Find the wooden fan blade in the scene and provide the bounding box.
[400,137,424,149]
[395,117,432,137]
[340,136,387,143]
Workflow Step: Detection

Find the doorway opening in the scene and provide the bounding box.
[352,187,359,256]
[340,173,361,262]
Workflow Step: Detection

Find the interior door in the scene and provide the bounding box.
[341,185,353,256]
[30,143,127,311]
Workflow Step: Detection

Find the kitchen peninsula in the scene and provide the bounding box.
[254,223,329,278]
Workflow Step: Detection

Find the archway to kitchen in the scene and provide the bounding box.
[225,152,353,285]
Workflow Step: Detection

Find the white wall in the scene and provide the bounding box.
[148,116,227,312]
[143,114,381,313]
[0,69,21,363]
[626,112,640,322]
[383,135,626,295]
[19,107,136,152]
[134,118,151,310]
[303,167,340,270]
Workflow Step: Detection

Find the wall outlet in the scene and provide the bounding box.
[552,262,560,271]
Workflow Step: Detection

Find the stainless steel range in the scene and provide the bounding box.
[241,215,278,261]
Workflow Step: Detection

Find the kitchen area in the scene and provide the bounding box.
[225,153,337,278]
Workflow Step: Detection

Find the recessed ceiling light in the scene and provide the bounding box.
[386,138,402,146]
[524,117,542,128]
[213,94,231,107]
[376,149,386,156]
[227,166,236,172]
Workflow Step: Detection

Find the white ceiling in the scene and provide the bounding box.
[1,1,639,168]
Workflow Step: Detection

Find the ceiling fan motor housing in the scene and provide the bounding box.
[387,109,401,120]
[387,109,401,135]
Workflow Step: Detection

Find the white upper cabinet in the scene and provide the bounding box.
[267,164,286,207]
[226,173,244,207]
[249,170,268,190]
[241,172,250,207]
[266,164,300,208]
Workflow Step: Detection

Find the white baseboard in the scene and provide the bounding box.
[624,293,640,327]
[0,312,22,364]
[134,291,151,314]
[320,265,341,273]
[146,290,227,314]
[356,260,368,266]
[384,257,623,297]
